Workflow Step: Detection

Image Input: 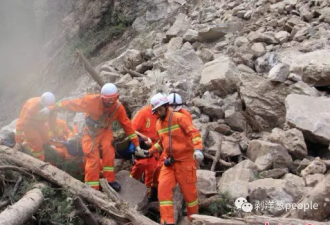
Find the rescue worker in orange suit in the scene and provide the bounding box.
[152,93,193,194]
[130,104,159,201]
[47,118,73,160]
[53,83,143,192]
[15,92,57,161]
[135,93,204,225]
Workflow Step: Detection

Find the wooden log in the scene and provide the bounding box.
[75,49,105,87]
[191,214,330,225]
[283,172,330,221]
[0,187,44,225]
[0,166,32,178]
[0,146,158,225]
[204,152,234,167]
[198,195,219,209]
[210,139,223,172]
[73,196,99,225]
[93,213,118,225]
[99,179,124,204]
[123,68,145,77]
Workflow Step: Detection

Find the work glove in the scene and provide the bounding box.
[38,107,51,119]
[135,146,149,158]
[193,149,204,163]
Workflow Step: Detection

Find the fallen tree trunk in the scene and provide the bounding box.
[123,68,145,77]
[76,49,105,87]
[0,187,44,225]
[210,140,223,172]
[283,172,330,221]
[204,152,234,167]
[93,213,118,225]
[0,146,158,225]
[191,215,330,225]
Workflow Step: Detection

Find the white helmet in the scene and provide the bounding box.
[150,93,169,114]
[101,83,118,100]
[40,92,55,107]
[168,93,183,111]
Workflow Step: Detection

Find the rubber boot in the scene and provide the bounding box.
[148,187,158,203]
[108,181,121,192]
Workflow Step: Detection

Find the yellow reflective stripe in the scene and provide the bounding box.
[146,118,150,128]
[103,167,114,171]
[160,200,173,206]
[32,151,44,157]
[192,137,202,143]
[158,124,180,134]
[85,181,100,186]
[187,199,198,207]
[128,133,137,139]
[48,131,53,135]
[56,102,62,107]
[15,131,22,135]
[155,143,162,152]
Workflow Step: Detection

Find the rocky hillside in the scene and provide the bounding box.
[2,0,330,224]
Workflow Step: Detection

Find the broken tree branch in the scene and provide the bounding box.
[93,213,118,225]
[0,166,32,178]
[123,68,145,78]
[100,179,124,204]
[12,176,23,197]
[0,185,44,225]
[0,146,158,225]
[75,49,105,87]
[73,196,99,225]
[210,140,223,172]
[198,195,219,209]
[204,152,234,167]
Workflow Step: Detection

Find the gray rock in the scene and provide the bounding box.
[287,81,321,97]
[275,31,290,43]
[197,170,217,200]
[225,110,246,132]
[108,49,144,73]
[167,37,183,52]
[221,140,241,158]
[296,158,311,175]
[115,170,147,208]
[244,10,253,20]
[251,42,266,57]
[183,29,199,42]
[202,105,225,120]
[200,114,210,123]
[288,73,302,82]
[304,173,325,187]
[301,157,327,177]
[198,48,214,63]
[166,13,191,40]
[200,55,239,97]
[237,64,255,73]
[198,25,229,42]
[247,140,293,168]
[218,160,258,200]
[268,63,290,82]
[283,173,305,188]
[255,52,279,73]
[215,41,228,51]
[300,6,314,22]
[235,36,249,47]
[248,177,304,216]
[268,128,308,159]
[192,97,218,108]
[255,153,273,171]
[290,50,330,86]
[285,94,330,144]
[259,168,289,179]
[0,119,17,139]
[247,31,278,44]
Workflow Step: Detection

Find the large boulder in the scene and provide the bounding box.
[290,50,330,86]
[0,119,17,139]
[115,170,148,209]
[106,49,144,73]
[238,73,289,130]
[247,140,293,169]
[218,160,258,200]
[166,13,191,40]
[221,140,241,158]
[200,55,239,97]
[285,94,330,145]
[197,170,217,200]
[197,25,229,42]
[268,128,308,159]
[248,178,304,216]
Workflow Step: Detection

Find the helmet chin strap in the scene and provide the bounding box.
[159,105,169,121]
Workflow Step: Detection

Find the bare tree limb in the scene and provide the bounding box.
[204,153,234,168]
[73,196,99,225]
[210,139,223,172]
[0,166,33,178]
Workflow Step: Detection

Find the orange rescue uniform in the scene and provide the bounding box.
[149,108,203,224]
[15,97,56,161]
[130,106,159,196]
[56,94,139,190]
[47,119,73,160]
[152,108,193,189]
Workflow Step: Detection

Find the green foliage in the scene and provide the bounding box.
[68,9,134,58]
[199,191,235,217]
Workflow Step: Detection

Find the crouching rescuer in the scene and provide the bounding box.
[53,83,143,192]
[135,93,204,225]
